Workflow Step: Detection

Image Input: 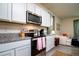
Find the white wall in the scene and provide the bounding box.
[61,17,79,37]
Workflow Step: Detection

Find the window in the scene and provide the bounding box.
[53,16,55,30]
[74,19,79,37]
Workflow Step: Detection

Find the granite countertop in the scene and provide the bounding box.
[0,33,31,44]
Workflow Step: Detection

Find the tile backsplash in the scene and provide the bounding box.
[0,21,47,33]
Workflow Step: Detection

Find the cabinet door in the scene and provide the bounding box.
[46,12,51,27]
[35,5,41,16]
[60,38,66,45]
[60,39,64,45]
[49,36,55,49]
[0,3,11,21]
[15,45,31,56]
[46,36,54,52]
[66,39,71,46]
[26,3,35,13]
[0,50,14,56]
[46,39,51,52]
[12,3,26,23]
[41,9,51,27]
[41,9,47,27]
[52,36,55,47]
[7,3,12,20]
[66,41,71,46]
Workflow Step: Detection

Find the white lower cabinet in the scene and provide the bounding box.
[12,3,26,23]
[0,45,31,56]
[0,40,31,56]
[46,36,55,52]
[60,39,66,45]
[66,39,71,46]
[15,45,31,56]
[0,50,14,56]
[59,36,71,46]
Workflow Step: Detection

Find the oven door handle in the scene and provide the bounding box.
[32,38,38,41]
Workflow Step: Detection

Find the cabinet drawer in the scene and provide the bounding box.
[0,50,14,56]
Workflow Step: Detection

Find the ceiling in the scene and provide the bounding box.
[41,3,79,19]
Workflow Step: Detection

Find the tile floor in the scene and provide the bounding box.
[46,45,79,56]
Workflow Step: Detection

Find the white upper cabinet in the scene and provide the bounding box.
[7,4,12,20]
[41,9,47,27]
[0,3,52,26]
[26,3,35,13]
[0,3,11,21]
[35,4,51,27]
[40,8,51,27]
[12,3,26,24]
[46,12,51,27]
[26,4,41,16]
[35,5,41,16]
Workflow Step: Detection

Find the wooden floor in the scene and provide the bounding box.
[46,45,79,56]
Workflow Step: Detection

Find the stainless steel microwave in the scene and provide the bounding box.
[26,11,42,24]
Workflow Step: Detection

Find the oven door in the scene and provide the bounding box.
[31,37,46,56]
